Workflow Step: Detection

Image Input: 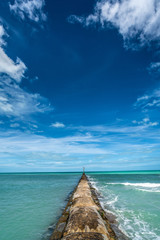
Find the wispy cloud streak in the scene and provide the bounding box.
[0,76,52,118]
[0,127,160,171]
[135,88,160,110]
[51,122,65,128]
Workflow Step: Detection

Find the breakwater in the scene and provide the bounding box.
[50,173,128,240]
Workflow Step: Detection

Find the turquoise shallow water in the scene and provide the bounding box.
[0,171,160,240]
[0,173,81,240]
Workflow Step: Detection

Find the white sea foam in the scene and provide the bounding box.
[106,182,160,192]
[138,188,160,193]
[107,182,160,187]
[106,195,118,205]
[104,195,160,240]
[119,212,160,240]
[87,176,99,192]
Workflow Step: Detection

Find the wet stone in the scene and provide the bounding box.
[57,222,66,233]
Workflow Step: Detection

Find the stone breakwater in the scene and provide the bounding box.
[50,173,128,240]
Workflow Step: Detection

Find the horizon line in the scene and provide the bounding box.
[0,169,160,174]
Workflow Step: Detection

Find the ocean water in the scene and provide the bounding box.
[0,173,81,240]
[0,171,160,240]
[88,171,160,240]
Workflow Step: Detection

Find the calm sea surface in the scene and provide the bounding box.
[0,171,160,240]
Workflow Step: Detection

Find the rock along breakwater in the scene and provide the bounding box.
[50,173,129,240]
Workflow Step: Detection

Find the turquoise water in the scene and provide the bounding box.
[88,172,160,240]
[0,171,160,240]
[0,173,80,240]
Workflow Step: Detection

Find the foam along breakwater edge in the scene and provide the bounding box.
[50,173,128,240]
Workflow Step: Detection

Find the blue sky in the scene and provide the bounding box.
[0,0,160,172]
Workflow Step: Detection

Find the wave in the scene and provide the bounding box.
[137,189,160,193]
[106,195,118,205]
[107,182,160,187]
[106,182,160,193]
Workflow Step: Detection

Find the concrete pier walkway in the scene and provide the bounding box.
[50,173,128,240]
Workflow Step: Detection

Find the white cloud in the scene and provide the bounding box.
[0,24,26,82]
[9,0,47,22]
[132,117,158,127]
[70,124,150,134]
[32,124,38,128]
[135,87,160,109]
[0,76,53,118]
[148,62,160,77]
[136,95,149,102]
[10,123,20,128]
[143,118,150,123]
[150,122,159,126]
[149,62,160,70]
[69,0,160,49]
[68,122,160,145]
[0,48,26,82]
[0,24,7,47]
[51,122,65,128]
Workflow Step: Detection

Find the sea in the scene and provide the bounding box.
[0,171,160,240]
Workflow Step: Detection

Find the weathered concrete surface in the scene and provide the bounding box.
[50,173,128,240]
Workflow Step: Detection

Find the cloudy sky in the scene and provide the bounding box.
[0,0,160,172]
